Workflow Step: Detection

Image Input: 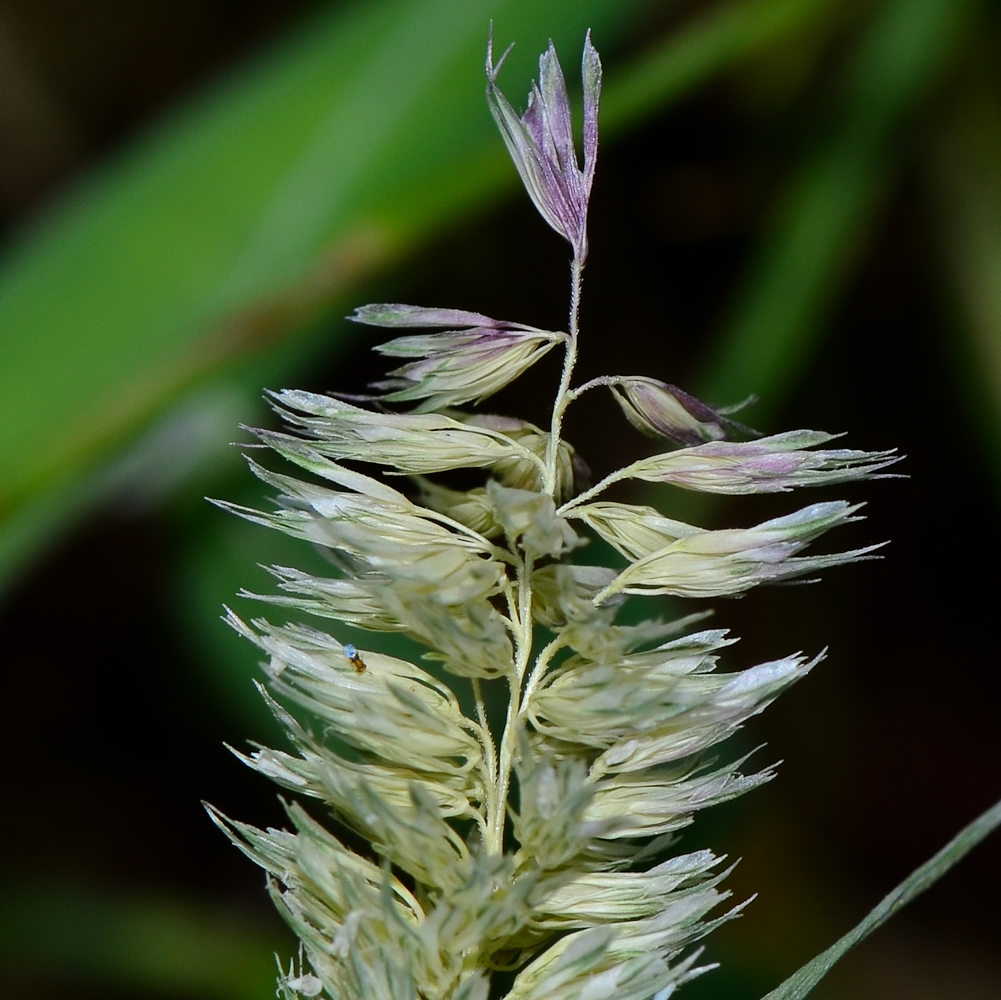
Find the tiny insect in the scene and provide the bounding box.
[343,643,367,673]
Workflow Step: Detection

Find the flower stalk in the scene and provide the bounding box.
[545,257,584,497]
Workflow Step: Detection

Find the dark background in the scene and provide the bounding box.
[1,1,999,998]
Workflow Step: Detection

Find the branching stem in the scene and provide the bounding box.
[566,374,625,398]
[520,633,569,710]
[491,254,587,851]
[556,465,633,515]
[488,255,588,851]
[471,677,497,809]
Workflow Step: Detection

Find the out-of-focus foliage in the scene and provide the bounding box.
[0,0,833,596]
[699,0,974,414]
[0,884,285,1000]
[927,44,1001,493]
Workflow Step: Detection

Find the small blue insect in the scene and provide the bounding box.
[343,643,367,673]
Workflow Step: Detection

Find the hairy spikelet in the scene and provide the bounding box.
[211,29,895,1000]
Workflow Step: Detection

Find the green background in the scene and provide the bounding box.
[0,0,999,997]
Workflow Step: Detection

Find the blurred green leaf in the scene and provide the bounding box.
[925,42,1001,493]
[0,883,289,999]
[698,0,974,417]
[0,0,657,586]
[757,797,1001,999]
[0,0,862,596]
[602,0,838,135]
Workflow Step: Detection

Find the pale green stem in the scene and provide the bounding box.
[544,257,584,496]
[466,804,491,842]
[472,424,549,482]
[419,508,521,566]
[489,554,535,853]
[492,256,585,846]
[519,633,570,712]
[471,678,498,829]
[556,464,633,515]
[490,688,518,853]
[566,374,628,398]
[499,578,521,638]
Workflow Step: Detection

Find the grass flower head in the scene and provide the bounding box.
[204,29,954,1000]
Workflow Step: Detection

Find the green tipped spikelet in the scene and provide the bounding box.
[210,30,897,1000]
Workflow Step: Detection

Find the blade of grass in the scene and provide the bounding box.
[758,797,1001,999]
